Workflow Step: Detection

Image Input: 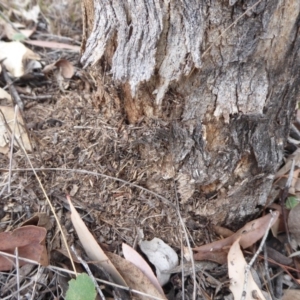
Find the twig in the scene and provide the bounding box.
[34,32,81,45]
[241,210,276,300]
[173,180,197,300]
[15,247,20,300]
[14,148,77,277]
[179,229,185,300]
[71,245,106,300]
[30,264,42,300]
[1,63,24,110]
[20,94,54,101]
[8,105,19,193]
[280,159,295,244]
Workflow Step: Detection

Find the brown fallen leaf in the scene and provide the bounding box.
[0,225,47,270]
[213,225,235,238]
[122,243,164,296]
[194,212,279,260]
[193,249,228,265]
[107,251,167,300]
[22,212,52,231]
[43,59,75,79]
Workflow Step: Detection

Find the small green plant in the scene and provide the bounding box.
[12,33,26,41]
[66,273,97,300]
[286,196,299,209]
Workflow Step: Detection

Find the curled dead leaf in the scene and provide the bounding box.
[43,59,75,79]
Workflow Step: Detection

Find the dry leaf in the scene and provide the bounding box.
[43,59,75,79]
[139,238,178,286]
[0,106,32,154]
[0,225,47,270]
[213,225,235,238]
[228,239,266,300]
[122,243,164,296]
[22,212,52,231]
[107,251,167,300]
[238,212,279,249]
[25,40,80,52]
[55,59,75,78]
[67,195,127,287]
[0,41,40,77]
[193,249,228,265]
[194,212,279,260]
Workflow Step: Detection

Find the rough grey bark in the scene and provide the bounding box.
[81,0,300,228]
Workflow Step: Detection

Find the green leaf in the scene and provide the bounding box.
[66,273,97,300]
[12,33,26,41]
[286,196,299,209]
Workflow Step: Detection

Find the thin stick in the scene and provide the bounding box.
[15,247,20,300]
[173,180,197,300]
[12,157,77,276]
[280,159,295,244]
[71,245,106,300]
[20,94,54,101]
[241,210,276,300]
[180,229,185,300]
[8,105,19,193]
[1,64,24,110]
[30,264,42,300]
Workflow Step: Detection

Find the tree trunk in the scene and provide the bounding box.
[80,0,300,228]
